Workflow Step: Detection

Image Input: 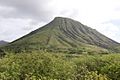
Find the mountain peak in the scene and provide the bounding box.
[53,17,73,21]
[54,17,63,19]
[3,17,120,53]
[54,17,67,19]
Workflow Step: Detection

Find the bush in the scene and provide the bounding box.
[0,52,120,80]
[0,52,75,80]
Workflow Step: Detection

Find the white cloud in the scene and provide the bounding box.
[51,0,120,24]
[0,18,45,41]
[94,23,120,42]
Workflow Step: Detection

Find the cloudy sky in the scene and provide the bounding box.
[0,0,120,42]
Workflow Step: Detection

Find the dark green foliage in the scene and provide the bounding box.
[0,49,5,57]
[0,52,120,80]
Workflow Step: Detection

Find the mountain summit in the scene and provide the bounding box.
[4,17,120,53]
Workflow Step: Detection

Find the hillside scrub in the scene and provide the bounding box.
[0,51,120,80]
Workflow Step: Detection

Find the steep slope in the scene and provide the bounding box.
[3,17,120,53]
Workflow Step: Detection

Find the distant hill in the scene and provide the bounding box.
[2,17,120,53]
[0,40,8,46]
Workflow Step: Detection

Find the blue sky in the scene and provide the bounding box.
[0,0,120,42]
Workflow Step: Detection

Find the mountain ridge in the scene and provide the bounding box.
[2,17,120,53]
[0,40,8,46]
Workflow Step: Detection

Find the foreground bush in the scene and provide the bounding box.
[0,52,120,80]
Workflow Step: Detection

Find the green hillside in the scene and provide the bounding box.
[1,17,120,53]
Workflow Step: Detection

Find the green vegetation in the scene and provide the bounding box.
[0,51,120,80]
[0,17,120,80]
[4,17,120,53]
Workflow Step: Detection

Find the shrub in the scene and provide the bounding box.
[0,52,120,80]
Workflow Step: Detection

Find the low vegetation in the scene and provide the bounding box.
[0,51,120,80]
